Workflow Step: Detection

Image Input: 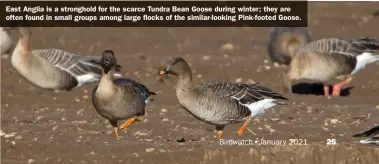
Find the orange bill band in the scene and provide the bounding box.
[158,70,166,75]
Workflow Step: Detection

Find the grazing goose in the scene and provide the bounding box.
[353,125,379,145]
[1,27,13,54]
[283,37,379,96]
[267,27,311,65]
[158,57,288,138]
[10,27,122,90]
[92,50,156,141]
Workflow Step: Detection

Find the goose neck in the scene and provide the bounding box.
[176,72,193,90]
[14,27,32,55]
[97,69,117,96]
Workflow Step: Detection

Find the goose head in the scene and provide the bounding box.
[101,50,117,74]
[158,57,191,76]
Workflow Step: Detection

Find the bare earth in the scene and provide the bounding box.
[1,2,379,164]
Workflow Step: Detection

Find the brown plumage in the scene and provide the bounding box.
[92,50,156,141]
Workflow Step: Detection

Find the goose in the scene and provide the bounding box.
[353,125,379,145]
[374,10,379,17]
[1,27,13,54]
[158,57,288,138]
[92,50,156,141]
[267,27,311,65]
[283,37,379,96]
[10,27,122,90]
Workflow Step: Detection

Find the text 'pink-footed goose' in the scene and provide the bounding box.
[10,27,122,90]
[283,37,379,96]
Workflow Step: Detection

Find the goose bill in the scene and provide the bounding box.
[158,70,166,75]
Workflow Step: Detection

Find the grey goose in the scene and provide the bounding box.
[283,37,379,96]
[267,27,311,65]
[92,50,156,141]
[353,125,379,145]
[1,27,13,54]
[158,57,288,138]
[10,27,122,90]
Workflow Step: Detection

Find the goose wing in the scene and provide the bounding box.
[114,78,156,102]
[34,49,121,77]
[199,81,288,105]
[303,38,371,58]
[350,37,379,51]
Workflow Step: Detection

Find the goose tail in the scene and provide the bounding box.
[148,91,158,96]
[273,99,288,105]
[267,27,311,65]
[351,37,379,51]
[353,125,379,138]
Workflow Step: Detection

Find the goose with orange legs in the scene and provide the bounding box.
[159,57,288,138]
[283,37,379,96]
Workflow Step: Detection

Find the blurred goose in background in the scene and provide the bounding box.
[267,27,311,65]
[374,10,379,17]
[283,37,379,96]
[92,50,156,141]
[158,57,288,138]
[1,27,13,54]
[353,125,379,145]
[10,27,122,90]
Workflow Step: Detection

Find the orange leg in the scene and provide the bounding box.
[217,130,223,138]
[332,77,353,96]
[323,85,330,96]
[119,117,137,130]
[114,127,120,141]
[237,116,252,136]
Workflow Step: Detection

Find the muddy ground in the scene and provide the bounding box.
[1,2,379,164]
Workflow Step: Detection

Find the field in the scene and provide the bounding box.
[1,2,379,164]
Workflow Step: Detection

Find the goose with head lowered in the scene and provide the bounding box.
[158,57,288,138]
[10,27,122,90]
[283,37,379,96]
[267,27,311,65]
[92,50,157,141]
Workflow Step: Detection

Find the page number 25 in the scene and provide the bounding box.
[326,139,337,145]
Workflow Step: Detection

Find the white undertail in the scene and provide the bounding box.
[351,52,379,75]
[243,99,278,117]
[76,74,98,87]
[359,138,379,145]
